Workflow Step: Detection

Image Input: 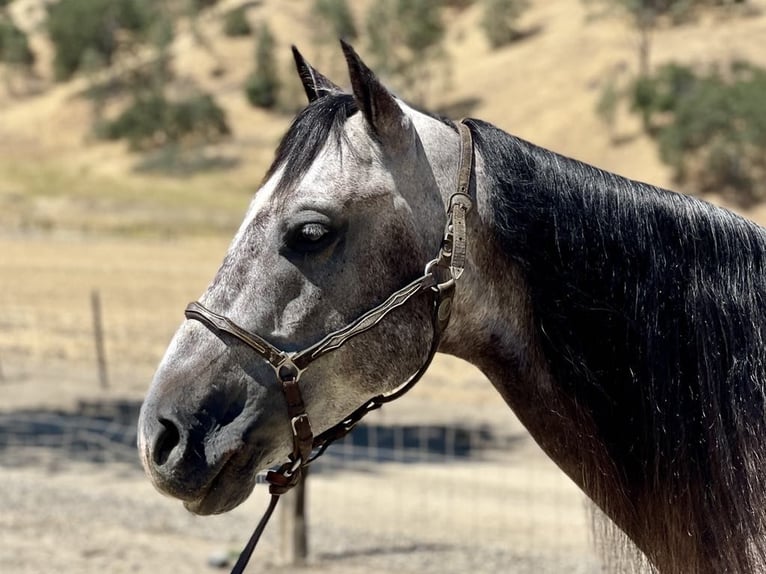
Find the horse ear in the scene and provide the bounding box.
[291,46,342,103]
[340,40,409,145]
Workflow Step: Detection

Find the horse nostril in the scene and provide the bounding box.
[154,418,181,467]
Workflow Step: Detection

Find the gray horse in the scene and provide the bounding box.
[139,42,766,573]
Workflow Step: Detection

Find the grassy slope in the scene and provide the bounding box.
[1,0,766,236]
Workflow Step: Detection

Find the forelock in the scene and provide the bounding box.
[265,94,359,194]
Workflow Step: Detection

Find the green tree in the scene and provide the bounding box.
[0,17,34,67]
[223,6,251,37]
[47,0,152,81]
[481,0,530,48]
[245,24,280,109]
[313,0,357,40]
[631,61,766,205]
[583,1,708,77]
[398,0,444,55]
[101,91,230,150]
[92,1,230,156]
[630,61,696,130]
[365,2,396,77]
[146,9,175,96]
[309,0,357,80]
[189,0,219,13]
[0,8,35,96]
[596,73,621,142]
[185,0,225,75]
[364,0,448,104]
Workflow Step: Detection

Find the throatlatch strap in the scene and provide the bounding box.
[449,123,474,279]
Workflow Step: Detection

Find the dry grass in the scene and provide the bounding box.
[0,235,224,408]
[0,234,506,418]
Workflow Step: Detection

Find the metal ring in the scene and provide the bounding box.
[283,456,303,478]
[275,357,302,382]
[425,258,455,291]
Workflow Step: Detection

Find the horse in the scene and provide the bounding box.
[137,41,766,573]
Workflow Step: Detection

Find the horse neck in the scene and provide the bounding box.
[438,129,615,493]
[438,130,622,497]
[441,121,766,573]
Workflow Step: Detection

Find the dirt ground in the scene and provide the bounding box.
[0,235,601,574]
[0,428,601,574]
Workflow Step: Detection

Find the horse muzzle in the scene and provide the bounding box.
[137,364,286,515]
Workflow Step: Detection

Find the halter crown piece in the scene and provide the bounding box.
[184,121,474,573]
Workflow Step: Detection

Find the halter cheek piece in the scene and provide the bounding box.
[184,122,474,573]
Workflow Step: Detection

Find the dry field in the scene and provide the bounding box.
[0,450,598,574]
[0,234,515,416]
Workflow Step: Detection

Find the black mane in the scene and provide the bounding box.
[468,118,766,570]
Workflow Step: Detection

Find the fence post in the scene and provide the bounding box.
[280,470,308,565]
[91,290,109,389]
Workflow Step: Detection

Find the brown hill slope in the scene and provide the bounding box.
[1,0,765,234]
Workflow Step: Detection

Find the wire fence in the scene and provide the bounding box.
[0,264,602,573]
[0,394,602,573]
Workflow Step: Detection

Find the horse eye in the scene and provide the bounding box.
[285,221,334,253]
[299,223,328,243]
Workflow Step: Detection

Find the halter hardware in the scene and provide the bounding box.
[183,121,474,573]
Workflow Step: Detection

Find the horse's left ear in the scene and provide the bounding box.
[340,40,410,147]
[292,46,342,102]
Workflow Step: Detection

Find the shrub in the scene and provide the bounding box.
[47,0,152,81]
[100,92,230,150]
[596,74,620,141]
[245,24,279,109]
[481,0,530,48]
[190,0,219,14]
[223,6,251,37]
[631,61,766,204]
[363,0,448,102]
[398,0,445,54]
[313,0,357,40]
[630,63,697,130]
[0,17,34,66]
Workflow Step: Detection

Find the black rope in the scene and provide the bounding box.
[230,494,281,574]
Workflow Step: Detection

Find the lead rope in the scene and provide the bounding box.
[230,494,280,574]
[224,121,474,574]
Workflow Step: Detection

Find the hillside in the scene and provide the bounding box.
[1,0,766,235]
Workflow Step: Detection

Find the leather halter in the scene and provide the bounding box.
[184,121,474,573]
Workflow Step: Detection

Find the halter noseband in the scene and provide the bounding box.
[183,121,474,573]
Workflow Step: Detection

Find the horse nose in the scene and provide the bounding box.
[138,379,249,499]
[139,410,193,491]
[153,417,182,467]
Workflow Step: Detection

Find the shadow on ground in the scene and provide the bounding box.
[0,399,527,471]
[0,399,141,467]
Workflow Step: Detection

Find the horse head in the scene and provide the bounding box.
[137,43,468,515]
